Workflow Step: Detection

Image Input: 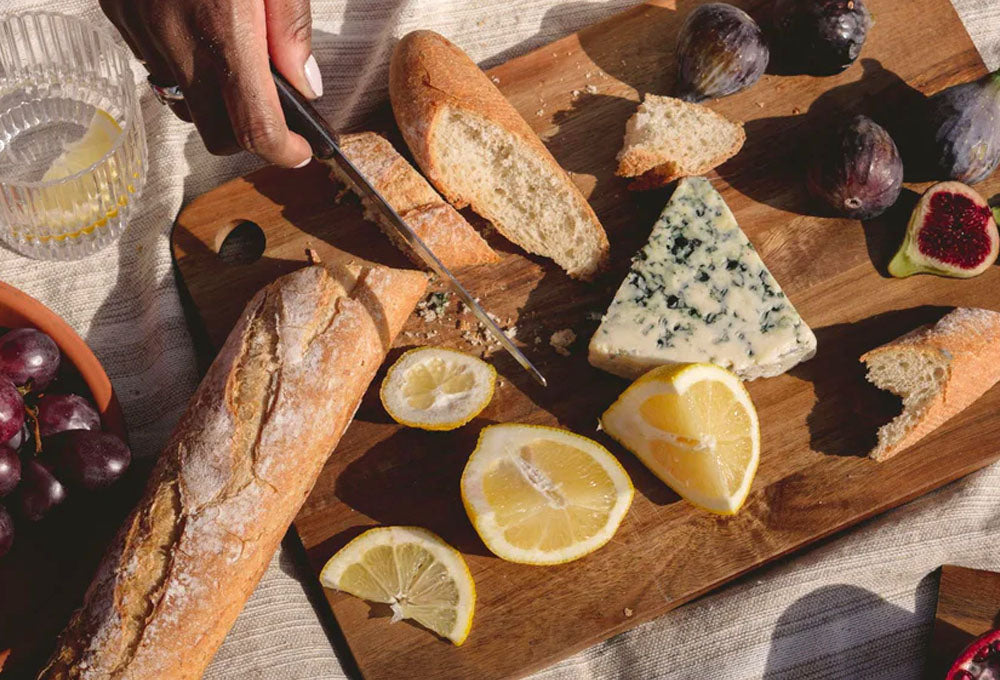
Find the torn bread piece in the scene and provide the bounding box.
[862,307,1000,462]
[389,30,609,280]
[617,95,745,191]
[332,131,499,269]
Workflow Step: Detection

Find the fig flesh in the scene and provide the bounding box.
[925,69,1000,185]
[770,0,873,75]
[889,181,999,278]
[947,627,1000,680]
[807,115,903,219]
[675,3,769,103]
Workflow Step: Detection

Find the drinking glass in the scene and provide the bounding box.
[0,11,147,260]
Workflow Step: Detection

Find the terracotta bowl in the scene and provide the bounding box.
[0,281,130,676]
[0,281,125,439]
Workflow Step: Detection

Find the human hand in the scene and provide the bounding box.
[101,0,323,167]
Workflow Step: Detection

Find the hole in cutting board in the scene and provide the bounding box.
[217,220,266,265]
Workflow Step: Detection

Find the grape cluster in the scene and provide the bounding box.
[0,327,131,558]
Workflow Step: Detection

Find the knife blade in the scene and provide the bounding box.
[270,66,547,387]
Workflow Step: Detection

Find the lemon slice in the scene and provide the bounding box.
[601,363,760,515]
[461,424,634,565]
[380,347,496,430]
[42,109,122,181]
[319,526,476,645]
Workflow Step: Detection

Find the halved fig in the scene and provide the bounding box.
[947,628,1000,680]
[889,181,999,278]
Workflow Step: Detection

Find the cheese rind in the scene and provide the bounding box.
[589,177,817,380]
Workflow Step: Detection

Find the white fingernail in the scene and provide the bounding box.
[294,157,311,168]
[304,54,323,99]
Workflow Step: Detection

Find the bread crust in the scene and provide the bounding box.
[861,307,1000,462]
[388,30,609,280]
[40,263,426,679]
[332,131,499,269]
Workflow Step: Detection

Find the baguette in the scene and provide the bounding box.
[40,263,426,679]
[862,307,1000,462]
[616,94,745,190]
[389,30,609,280]
[332,131,499,269]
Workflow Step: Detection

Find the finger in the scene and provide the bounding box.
[179,61,242,156]
[140,3,239,155]
[264,0,322,99]
[210,2,313,166]
[110,0,193,123]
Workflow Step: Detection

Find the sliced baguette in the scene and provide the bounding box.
[616,94,745,191]
[389,30,609,280]
[332,131,499,269]
[861,307,1000,462]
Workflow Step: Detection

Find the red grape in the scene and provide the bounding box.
[50,430,131,491]
[0,504,12,557]
[0,446,19,497]
[17,460,67,521]
[6,421,29,451]
[0,328,60,390]
[36,393,100,438]
[0,376,24,444]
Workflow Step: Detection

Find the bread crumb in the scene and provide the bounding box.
[585,71,592,79]
[550,329,576,356]
[416,292,450,322]
[792,107,803,115]
[585,84,598,95]
[571,89,581,99]
[756,101,765,108]
[624,607,633,618]
[535,108,545,117]
[490,75,501,85]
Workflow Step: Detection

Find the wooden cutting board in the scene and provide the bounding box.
[926,566,1000,677]
[173,1,1000,678]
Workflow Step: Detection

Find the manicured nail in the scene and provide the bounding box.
[303,54,323,99]
[294,157,311,169]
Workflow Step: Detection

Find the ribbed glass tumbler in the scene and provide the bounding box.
[0,12,147,260]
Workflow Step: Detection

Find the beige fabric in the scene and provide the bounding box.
[0,1,998,678]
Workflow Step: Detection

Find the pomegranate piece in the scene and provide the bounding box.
[889,181,999,278]
[948,628,1000,680]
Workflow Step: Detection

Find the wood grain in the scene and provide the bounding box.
[172,1,1000,678]
[926,566,1000,677]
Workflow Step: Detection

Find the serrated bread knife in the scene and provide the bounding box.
[270,66,546,387]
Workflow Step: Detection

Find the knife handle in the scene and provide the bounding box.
[270,64,337,159]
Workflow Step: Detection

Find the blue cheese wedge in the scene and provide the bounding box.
[589,177,816,380]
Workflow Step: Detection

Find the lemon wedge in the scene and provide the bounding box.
[461,424,634,565]
[380,347,496,431]
[601,363,760,515]
[42,108,121,181]
[319,526,476,645]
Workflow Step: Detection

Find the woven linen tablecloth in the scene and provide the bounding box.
[1,1,998,678]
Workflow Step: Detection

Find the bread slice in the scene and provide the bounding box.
[861,307,1000,462]
[331,131,499,269]
[616,94,745,191]
[389,30,609,280]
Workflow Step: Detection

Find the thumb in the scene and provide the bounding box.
[264,0,322,99]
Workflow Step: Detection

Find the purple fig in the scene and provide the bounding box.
[770,0,873,75]
[925,69,1000,185]
[808,115,903,219]
[889,181,999,278]
[675,3,769,102]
